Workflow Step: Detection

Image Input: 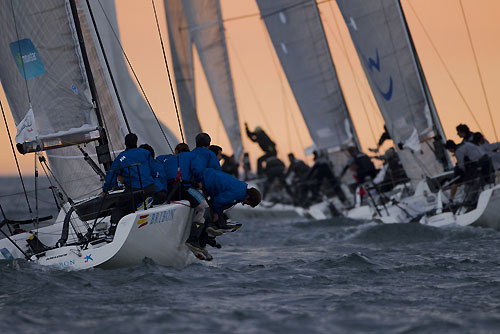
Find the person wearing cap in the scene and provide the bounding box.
[245,122,277,175]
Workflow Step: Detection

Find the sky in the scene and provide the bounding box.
[0,0,499,176]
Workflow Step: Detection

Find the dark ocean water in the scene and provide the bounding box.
[1,177,500,333]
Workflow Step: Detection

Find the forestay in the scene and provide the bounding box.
[180,0,243,158]
[336,0,446,185]
[256,0,357,153]
[163,0,201,149]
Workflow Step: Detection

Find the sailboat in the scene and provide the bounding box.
[336,0,500,230]
[0,0,197,268]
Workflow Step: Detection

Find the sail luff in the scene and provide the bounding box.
[395,0,451,169]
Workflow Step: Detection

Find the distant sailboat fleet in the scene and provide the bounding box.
[0,0,499,269]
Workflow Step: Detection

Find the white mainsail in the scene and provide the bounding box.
[255,0,357,153]
[163,0,201,149]
[336,0,447,184]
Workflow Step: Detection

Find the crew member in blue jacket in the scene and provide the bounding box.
[164,143,212,259]
[139,144,168,205]
[191,133,221,170]
[102,133,155,236]
[201,168,261,238]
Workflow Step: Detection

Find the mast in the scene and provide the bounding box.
[395,0,452,169]
[84,0,131,135]
[68,0,112,170]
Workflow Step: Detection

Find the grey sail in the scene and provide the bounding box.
[86,0,179,156]
[0,0,113,200]
[163,0,201,149]
[181,0,243,158]
[255,0,358,153]
[336,0,447,183]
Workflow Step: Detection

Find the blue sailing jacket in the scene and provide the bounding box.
[163,152,204,183]
[103,148,155,192]
[201,168,248,214]
[151,158,167,193]
[191,147,221,170]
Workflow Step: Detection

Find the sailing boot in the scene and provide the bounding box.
[185,222,212,261]
[206,236,222,249]
[212,214,242,233]
[203,207,224,237]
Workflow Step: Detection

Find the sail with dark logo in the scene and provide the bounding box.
[336,0,449,184]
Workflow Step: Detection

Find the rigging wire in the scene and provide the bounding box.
[404,0,483,134]
[96,0,174,153]
[34,153,39,234]
[151,0,184,145]
[458,0,497,141]
[226,38,274,136]
[0,99,33,215]
[84,0,131,138]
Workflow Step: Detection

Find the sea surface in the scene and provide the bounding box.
[1,177,500,333]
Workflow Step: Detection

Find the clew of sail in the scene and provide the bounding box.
[256,0,357,154]
[179,0,243,158]
[336,0,446,185]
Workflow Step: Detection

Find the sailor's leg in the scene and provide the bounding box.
[109,192,134,235]
[183,188,212,259]
[257,154,266,175]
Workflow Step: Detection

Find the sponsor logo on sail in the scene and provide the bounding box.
[363,48,393,101]
[9,39,45,79]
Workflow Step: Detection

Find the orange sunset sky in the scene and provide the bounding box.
[0,0,499,176]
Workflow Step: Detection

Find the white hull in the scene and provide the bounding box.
[347,180,500,230]
[421,185,500,230]
[0,202,194,270]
